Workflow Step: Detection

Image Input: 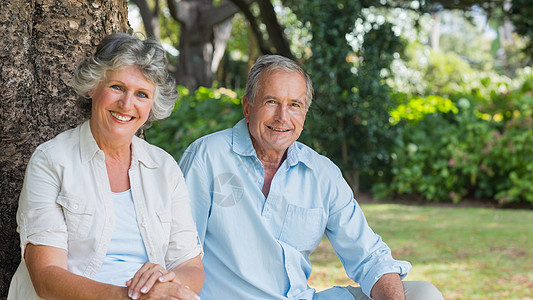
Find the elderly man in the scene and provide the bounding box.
[178,55,443,300]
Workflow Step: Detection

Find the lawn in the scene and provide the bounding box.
[308,203,533,299]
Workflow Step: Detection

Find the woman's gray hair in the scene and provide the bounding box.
[72,32,178,128]
[244,55,313,109]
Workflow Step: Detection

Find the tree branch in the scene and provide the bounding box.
[256,0,294,59]
[201,0,243,28]
[131,0,160,39]
[229,0,272,55]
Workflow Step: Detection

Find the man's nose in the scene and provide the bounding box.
[275,105,289,121]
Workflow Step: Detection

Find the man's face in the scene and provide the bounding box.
[243,71,308,159]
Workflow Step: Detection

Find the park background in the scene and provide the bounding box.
[1,0,532,299]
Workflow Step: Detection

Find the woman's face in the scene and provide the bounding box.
[89,65,155,145]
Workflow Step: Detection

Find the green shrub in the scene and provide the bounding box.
[373,102,495,203]
[372,70,533,205]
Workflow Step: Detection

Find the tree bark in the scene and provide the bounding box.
[0,0,129,297]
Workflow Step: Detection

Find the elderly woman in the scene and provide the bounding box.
[8,33,203,300]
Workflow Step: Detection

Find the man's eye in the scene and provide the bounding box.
[291,103,301,108]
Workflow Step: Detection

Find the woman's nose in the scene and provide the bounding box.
[119,92,133,109]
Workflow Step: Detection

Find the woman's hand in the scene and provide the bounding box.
[126,262,200,300]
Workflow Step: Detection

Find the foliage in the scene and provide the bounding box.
[309,203,533,298]
[372,68,533,205]
[143,1,533,206]
[387,41,479,97]
[438,10,496,72]
[389,95,458,125]
[510,0,533,59]
[146,86,244,160]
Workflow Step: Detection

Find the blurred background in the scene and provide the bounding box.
[128,3,533,297]
[128,0,533,208]
[127,3,533,297]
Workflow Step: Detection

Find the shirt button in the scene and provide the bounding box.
[141,222,147,227]
[73,204,79,209]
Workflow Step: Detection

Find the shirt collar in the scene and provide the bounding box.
[131,135,158,169]
[79,120,157,168]
[80,120,101,164]
[231,119,314,170]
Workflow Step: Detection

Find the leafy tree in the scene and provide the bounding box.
[509,0,533,59]
[286,0,404,192]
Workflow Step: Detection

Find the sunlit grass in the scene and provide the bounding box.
[308,204,533,299]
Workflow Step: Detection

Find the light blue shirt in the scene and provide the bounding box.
[178,119,411,299]
[95,190,149,286]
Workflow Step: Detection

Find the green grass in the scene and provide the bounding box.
[308,204,533,299]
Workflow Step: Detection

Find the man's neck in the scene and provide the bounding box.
[258,151,287,198]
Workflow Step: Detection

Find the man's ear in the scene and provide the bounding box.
[242,96,250,123]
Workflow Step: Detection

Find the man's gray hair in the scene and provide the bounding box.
[244,55,313,109]
[72,32,178,128]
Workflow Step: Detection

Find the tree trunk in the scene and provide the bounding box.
[168,0,241,89]
[338,117,360,195]
[132,0,161,40]
[0,0,129,297]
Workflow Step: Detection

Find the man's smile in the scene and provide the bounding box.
[266,125,290,132]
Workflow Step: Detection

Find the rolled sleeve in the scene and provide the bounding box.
[178,147,211,245]
[17,148,68,258]
[359,248,411,297]
[165,167,203,270]
[325,173,411,298]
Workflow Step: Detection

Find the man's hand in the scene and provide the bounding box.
[137,280,200,300]
[370,273,405,300]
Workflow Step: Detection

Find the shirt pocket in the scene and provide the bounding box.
[156,209,171,245]
[56,193,95,241]
[279,204,324,252]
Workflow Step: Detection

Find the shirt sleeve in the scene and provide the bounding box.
[17,148,68,258]
[165,162,204,271]
[178,146,211,246]
[325,172,412,298]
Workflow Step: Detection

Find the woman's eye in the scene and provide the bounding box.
[111,85,122,90]
[137,91,148,98]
